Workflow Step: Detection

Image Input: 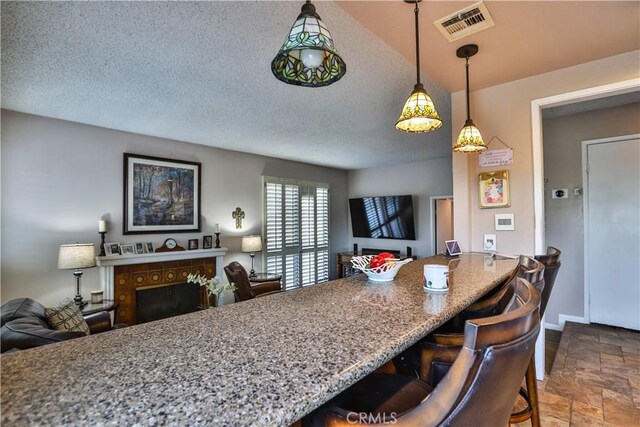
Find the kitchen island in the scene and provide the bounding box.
[1,253,518,426]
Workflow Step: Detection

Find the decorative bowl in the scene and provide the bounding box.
[350,255,413,282]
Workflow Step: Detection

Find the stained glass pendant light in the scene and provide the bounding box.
[452,44,487,153]
[271,0,346,87]
[395,0,442,133]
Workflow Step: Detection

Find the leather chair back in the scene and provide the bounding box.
[463,263,519,321]
[518,255,545,295]
[535,246,562,317]
[327,278,540,427]
[224,262,255,302]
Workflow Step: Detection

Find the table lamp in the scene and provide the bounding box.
[58,243,96,308]
[241,235,263,278]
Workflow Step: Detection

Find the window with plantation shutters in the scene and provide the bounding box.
[263,177,329,290]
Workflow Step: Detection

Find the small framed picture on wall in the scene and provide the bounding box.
[203,235,213,249]
[479,170,510,209]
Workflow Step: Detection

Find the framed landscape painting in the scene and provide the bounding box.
[124,154,201,234]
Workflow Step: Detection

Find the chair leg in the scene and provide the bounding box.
[509,356,540,426]
[525,358,541,427]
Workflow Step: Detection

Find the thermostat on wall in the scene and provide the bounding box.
[495,213,515,231]
[551,188,568,199]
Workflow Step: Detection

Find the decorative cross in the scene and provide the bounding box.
[232,207,245,229]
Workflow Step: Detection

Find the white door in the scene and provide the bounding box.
[585,135,640,330]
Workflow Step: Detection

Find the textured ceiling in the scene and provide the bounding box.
[2,2,638,170]
[338,1,640,92]
[0,1,451,170]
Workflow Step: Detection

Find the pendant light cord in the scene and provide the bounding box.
[414,1,421,85]
[465,57,470,120]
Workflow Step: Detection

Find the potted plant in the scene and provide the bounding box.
[187,273,237,307]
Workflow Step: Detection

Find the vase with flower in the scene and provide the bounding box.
[187,273,237,308]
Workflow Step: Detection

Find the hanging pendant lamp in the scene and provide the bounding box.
[395,0,442,133]
[452,44,487,153]
[271,0,346,88]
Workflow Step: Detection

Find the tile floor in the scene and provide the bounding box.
[517,322,640,426]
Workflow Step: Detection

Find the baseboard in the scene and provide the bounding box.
[545,314,587,331]
[545,322,562,331]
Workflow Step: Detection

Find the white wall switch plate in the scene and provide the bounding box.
[573,188,583,196]
[483,234,497,251]
[551,188,569,199]
[495,213,515,231]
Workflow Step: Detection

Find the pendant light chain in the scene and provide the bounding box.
[414,1,421,85]
[465,57,470,120]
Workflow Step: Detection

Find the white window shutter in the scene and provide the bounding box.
[264,177,329,289]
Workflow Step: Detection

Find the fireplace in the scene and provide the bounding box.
[109,257,217,325]
[136,282,202,324]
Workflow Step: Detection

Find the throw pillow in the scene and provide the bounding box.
[45,299,90,336]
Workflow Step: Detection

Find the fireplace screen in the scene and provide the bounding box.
[136,282,201,324]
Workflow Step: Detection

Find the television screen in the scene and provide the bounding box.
[349,195,416,240]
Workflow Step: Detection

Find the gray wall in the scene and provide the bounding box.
[542,102,640,325]
[347,157,453,258]
[1,110,349,306]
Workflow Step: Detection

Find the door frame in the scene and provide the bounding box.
[581,134,640,324]
[430,195,453,256]
[529,78,639,379]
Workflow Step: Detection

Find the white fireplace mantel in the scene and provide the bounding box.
[96,248,227,300]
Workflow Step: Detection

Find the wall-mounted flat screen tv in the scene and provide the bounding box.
[349,195,416,240]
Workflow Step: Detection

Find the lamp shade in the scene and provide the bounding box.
[241,236,263,253]
[58,244,96,269]
[271,1,346,87]
[395,83,443,133]
[453,119,487,153]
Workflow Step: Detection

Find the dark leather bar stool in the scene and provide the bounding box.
[223,262,282,302]
[535,246,562,319]
[303,278,541,427]
[391,260,520,377]
[511,247,562,425]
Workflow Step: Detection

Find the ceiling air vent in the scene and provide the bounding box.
[434,1,495,42]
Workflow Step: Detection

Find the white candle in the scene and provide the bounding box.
[214,223,220,233]
[98,220,107,233]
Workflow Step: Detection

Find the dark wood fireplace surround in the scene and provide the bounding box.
[114,258,216,325]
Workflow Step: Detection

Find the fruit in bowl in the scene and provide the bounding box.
[351,253,413,282]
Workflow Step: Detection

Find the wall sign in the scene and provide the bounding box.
[479,148,513,167]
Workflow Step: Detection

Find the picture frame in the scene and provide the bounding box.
[135,242,145,254]
[123,153,201,235]
[145,242,155,254]
[445,240,462,257]
[105,242,121,256]
[188,239,199,250]
[120,244,135,255]
[479,170,510,209]
[203,235,213,249]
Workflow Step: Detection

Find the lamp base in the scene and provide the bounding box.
[249,253,256,278]
[74,295,88,309]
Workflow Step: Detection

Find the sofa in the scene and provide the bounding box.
[1,298,122,353]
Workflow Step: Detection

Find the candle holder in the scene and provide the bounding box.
[215,232,221,248]
[99,232,107,256]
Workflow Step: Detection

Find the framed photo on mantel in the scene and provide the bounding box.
[123,154,201,234]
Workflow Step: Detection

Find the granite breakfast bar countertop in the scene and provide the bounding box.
[1,253,518,426]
